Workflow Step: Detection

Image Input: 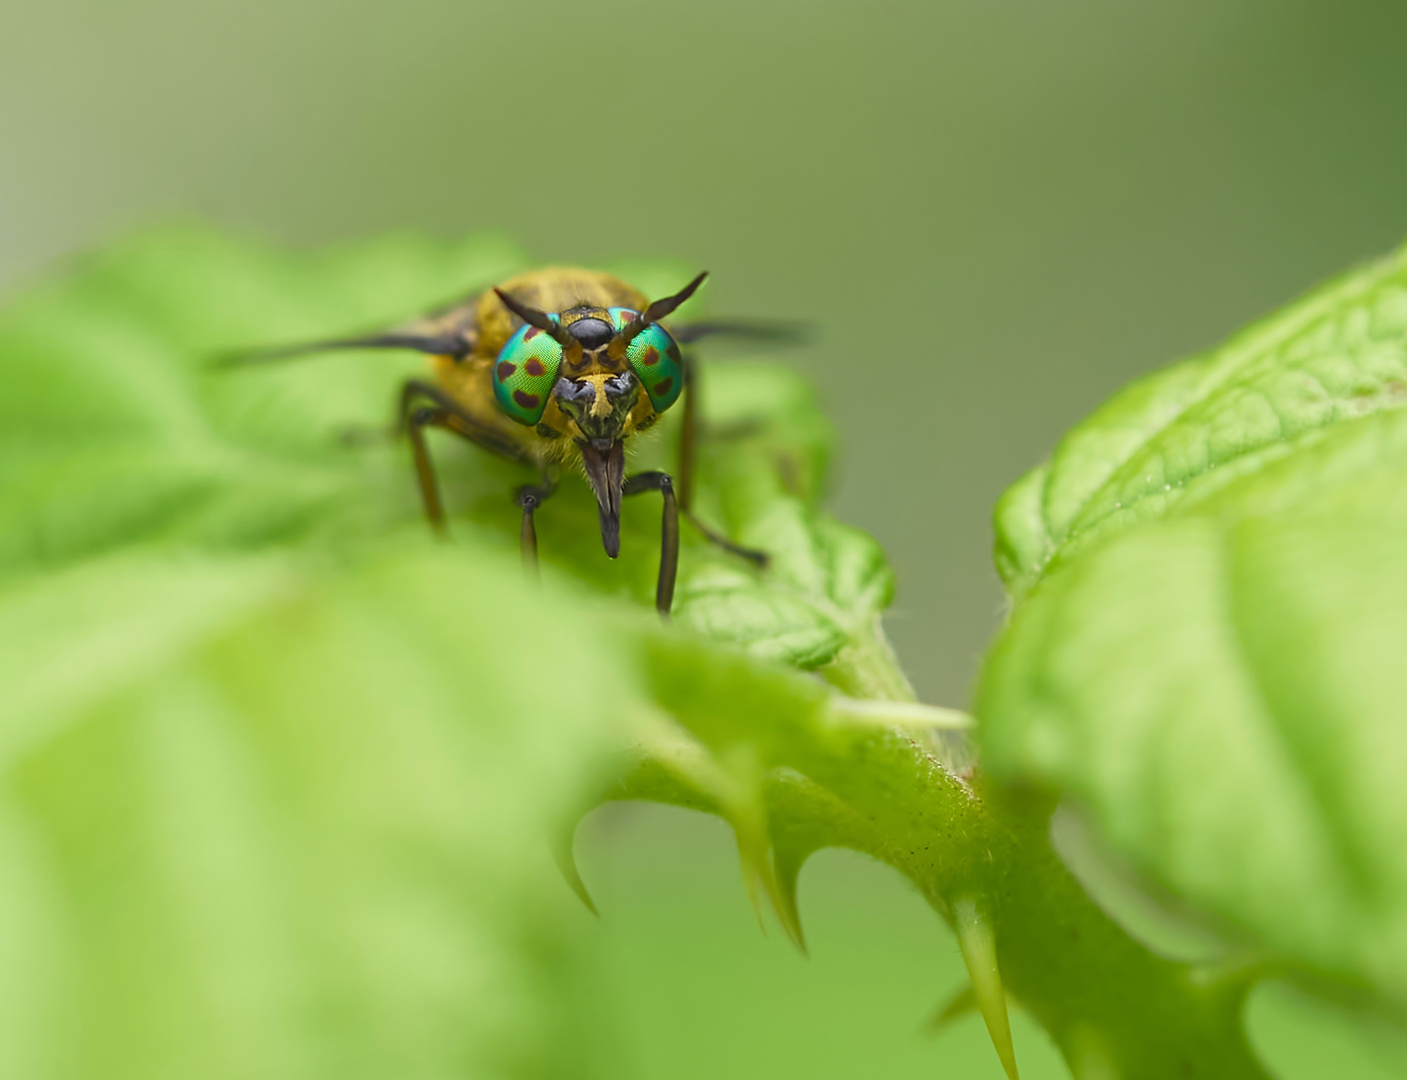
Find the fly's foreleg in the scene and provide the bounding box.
[398,378,534,537]
[516,482,557,574]
[623,471,680,617]
[404,403,451,534]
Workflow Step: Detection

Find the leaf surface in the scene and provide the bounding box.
[980,241,1407,1008]
[0,224,1280,1079]
[0,225,903,1076]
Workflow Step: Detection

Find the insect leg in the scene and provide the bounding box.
[675,357,769,569]
[405,405,451,534]
[623,471,680,617]
[684,511,769,568]
[398,379,535,534]
[398,380,530,461]
[516,481,557,574]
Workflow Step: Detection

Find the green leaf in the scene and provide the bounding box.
[0,224,910,1076]
[0,541,638,1079]
[980,240,1407,1010]
[994,243,1407,600]
[0,224,1277,1080]
[0,227,532,571]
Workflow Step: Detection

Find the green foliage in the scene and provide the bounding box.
[992,246,1407,600]
[981,242,1407,1011]
[0,546,630,1079]
[0,226,956,1078]
[6,224,1405,1080]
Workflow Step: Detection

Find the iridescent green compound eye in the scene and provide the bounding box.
[493,319,564,425]
[608,308,684,412]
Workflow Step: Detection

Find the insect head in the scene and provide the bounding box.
[491,273,700,429]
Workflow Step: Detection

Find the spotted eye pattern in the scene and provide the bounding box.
[607,308,684,412]
[493,320,564,425]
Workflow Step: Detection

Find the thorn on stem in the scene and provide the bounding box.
[770,846,810,956]
[954,897,1019,1080]
[924,982,978,1035]
[733,817,807,953]
[551,824,598,917]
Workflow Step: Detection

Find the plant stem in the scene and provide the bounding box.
[630,618,1273,1079]
[822,615,918,702]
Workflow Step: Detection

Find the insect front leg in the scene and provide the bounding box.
[623,471,680,617]
[516,480,557,574]
[398,379,534,536]
[404,403,451,534]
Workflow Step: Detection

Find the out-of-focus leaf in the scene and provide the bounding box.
[980,241,1407,1009]
[0,224,909,1077]
[0,228,525,572]
[0,224,1275,1080]
[0,540,635,1080]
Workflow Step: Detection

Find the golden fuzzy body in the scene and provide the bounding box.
[421,267,660,473]
[237,261,773,613]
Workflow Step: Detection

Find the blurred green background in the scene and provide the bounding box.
[4,0,1407,1074]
